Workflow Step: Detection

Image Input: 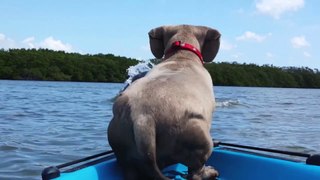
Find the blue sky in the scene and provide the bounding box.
[1,0,319,69]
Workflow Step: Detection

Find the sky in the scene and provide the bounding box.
[1,0,319,69]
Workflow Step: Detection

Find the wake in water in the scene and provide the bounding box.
[120,60,241,108]
[215,98,241,108]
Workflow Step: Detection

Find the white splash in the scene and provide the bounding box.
[124,59,155,86]
[216,99,240,108]
[116,59,157,95]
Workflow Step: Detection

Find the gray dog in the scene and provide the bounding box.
[108,25,221,180]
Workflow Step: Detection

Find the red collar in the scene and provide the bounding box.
[165,41,204,64]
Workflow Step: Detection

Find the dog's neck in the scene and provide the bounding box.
[164,41,204,64]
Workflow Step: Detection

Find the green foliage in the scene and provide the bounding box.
[205,62,320,88]
[1,49,320,88]
[0,49,138,83]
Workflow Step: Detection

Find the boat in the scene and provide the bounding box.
[42,141,320,180]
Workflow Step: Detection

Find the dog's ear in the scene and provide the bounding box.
[148,27,165,59]
[202,28,221,62]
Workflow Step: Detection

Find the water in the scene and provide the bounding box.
[1,80,320,179]
[212,87,320,154]
[0,80,121,180]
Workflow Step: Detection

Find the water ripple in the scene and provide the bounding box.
[1,81,320,179]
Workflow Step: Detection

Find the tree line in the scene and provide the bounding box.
[205,62,320,88]
[0,48,137,82]
[1,49,320,88]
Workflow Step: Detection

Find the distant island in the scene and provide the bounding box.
[1,49,320,88]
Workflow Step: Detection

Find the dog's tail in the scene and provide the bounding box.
[133,115,168,180]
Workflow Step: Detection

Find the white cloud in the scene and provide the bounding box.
[0,33,16,49]
[266,52,274,58]
[291,36,310,48]
[40,37,73,52]
[220,39,236,50]
[0,33,73,52]
[140,44,150,52]
[256,0,304,19]
[0,33,5,41]
[303,51,311,57]
[236,31,269,42]
[232,54,240,59]
[231,53,244,60]
[22,37,36,48]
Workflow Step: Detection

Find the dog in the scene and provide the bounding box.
[108,25,221,180]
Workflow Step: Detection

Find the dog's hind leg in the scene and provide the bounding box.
[178,119,219,180]
[133,115,169,180]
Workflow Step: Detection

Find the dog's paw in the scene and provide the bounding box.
[201,166,219,180]
[187,166,219,180]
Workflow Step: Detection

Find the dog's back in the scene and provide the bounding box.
[108,25,220,180]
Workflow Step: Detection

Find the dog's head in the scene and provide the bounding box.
[148,25,221,62]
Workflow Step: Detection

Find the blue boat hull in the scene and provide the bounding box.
[42,145,320,180]
[210,148,320,180]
